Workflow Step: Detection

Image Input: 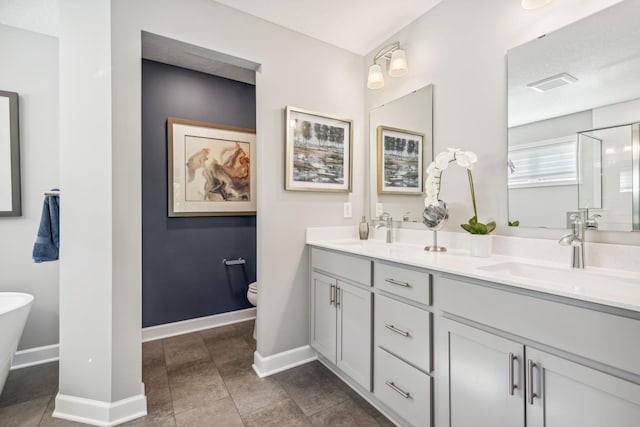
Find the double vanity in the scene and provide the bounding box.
[307,229,640,427]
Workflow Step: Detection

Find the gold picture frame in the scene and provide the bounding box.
[284,106,353,192]
[377,126,425,195]
[167,117,256,216]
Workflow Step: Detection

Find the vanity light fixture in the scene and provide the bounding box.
[367,42,408,89]
[522,0,553,9]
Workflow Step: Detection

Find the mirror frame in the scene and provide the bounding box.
[0,90,21,217]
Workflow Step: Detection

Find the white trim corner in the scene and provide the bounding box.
[53,389,147,427]
[252,345,317,377]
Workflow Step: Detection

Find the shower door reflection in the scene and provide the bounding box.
[577,123,640,231]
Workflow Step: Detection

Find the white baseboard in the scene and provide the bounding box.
[53,387,147,427]
[142,307,256,342]
[10,309,256,370]
[11,344,59,370]
[252,345,317,378]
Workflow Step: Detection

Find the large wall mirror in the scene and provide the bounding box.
[507,0,640,232]
[0,90,21,217]
[369,85,433,223]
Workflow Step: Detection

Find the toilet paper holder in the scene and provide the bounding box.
[223,257,245,266]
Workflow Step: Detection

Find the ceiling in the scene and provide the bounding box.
[508,0,640,127]
[211,0,443,55]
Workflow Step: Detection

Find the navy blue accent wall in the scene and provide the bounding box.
[142,59,256,327]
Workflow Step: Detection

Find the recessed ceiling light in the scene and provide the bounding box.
[527,72,578,92]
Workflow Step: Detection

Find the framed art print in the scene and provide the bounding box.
[168,117,256,216]
[377,126,424,195]
[285,106,353,192]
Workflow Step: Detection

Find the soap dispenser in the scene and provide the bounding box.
[359,216,369,240]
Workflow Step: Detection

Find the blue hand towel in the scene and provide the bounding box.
[33,191,60,263]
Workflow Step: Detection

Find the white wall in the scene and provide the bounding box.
[111,0,364,359]
[0,23,59,350]
[363,0,637,243]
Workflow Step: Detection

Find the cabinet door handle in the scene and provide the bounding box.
[329,284,335,306]
[385,324,411,337]
[508,353,518,396]
[385,381,411,399]
[527,359,538,405]
[385,278,411,288]
[336,287,340,308]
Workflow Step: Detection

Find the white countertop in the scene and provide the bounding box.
[307,236,640,313]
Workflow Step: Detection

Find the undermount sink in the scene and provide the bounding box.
[477,262,640,299]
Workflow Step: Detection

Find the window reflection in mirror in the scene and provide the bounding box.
[369,85,433,223]
[507,0,640,231]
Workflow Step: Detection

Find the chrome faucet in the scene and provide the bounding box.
[375,212,393,243]
[559,214,585,269]
[585,213,602,230]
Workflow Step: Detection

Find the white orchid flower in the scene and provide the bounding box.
[455,150,478,169]
[435,151,454,170]
[425,161,439,176]
[424,195,439,208]
[425,148,479,208]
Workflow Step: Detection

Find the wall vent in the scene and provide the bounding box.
[527,72,577,92]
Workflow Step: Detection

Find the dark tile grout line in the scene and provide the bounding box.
[159,338,178,427]
[38,393,55,426]
[200,328,246,425]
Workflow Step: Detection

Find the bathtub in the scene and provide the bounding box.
[0,292,34,394]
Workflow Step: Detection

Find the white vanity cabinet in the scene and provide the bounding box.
[373,260,433,427]
[310,248,372,390]
[436,274,640,427]
[442,319,525,426]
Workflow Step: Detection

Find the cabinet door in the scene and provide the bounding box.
[444,319,525,427]
[311,272,337,363]
[336,281,372,390]
[526,347,640,427]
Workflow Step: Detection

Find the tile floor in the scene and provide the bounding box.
[0,319,394,426]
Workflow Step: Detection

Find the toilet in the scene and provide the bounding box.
[247,282,257,339]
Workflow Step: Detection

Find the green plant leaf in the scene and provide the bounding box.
[460,223,473,233]
[475,223,488,234]
[486,221,496,233]
[468,216,478,226]
[509,220,520,227]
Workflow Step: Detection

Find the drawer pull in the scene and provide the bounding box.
[527,359,538,405]
[385,278,411,288]
[385,381,411,399]
[329,284,335,306]
[508,352,518,396]
[385,324,411,337]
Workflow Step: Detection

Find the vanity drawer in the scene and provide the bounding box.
[311,247,371,286]
[375,261,431,305]
[375,294,431,372]
[374,346,432,427]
